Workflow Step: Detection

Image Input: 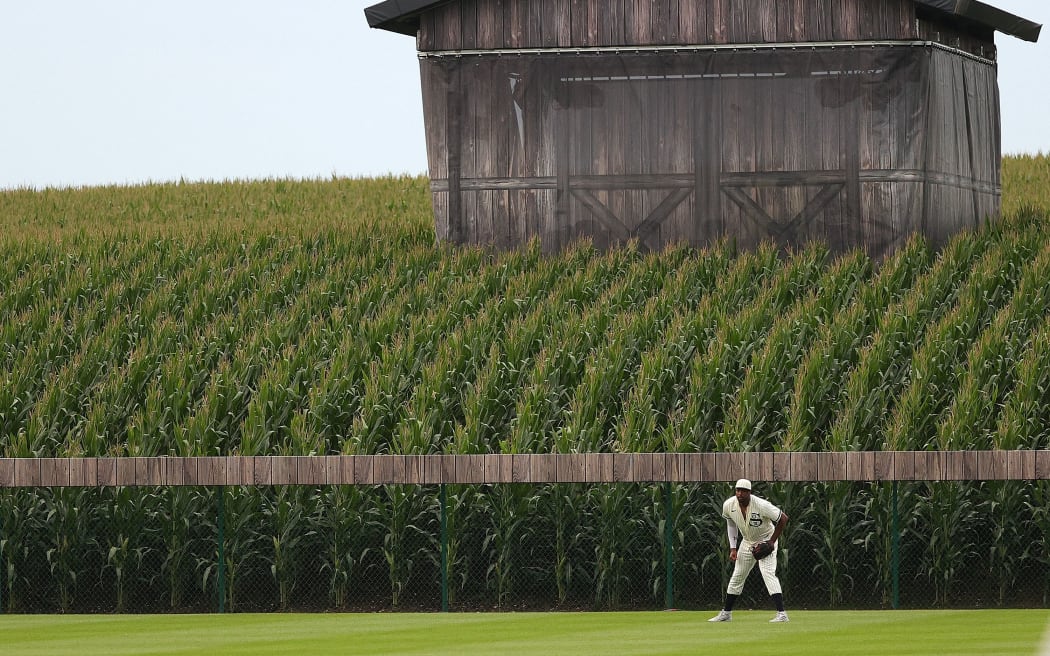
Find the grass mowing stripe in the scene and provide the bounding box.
[1,611,1047,656]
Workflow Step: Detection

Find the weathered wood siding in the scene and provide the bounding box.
[419,0,923,51]
[920,47,1001,249]
[424,45,999,258]
[2,452,1046,486]
[417,0,1000,258]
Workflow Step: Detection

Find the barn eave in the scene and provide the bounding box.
[364,0,1041,43]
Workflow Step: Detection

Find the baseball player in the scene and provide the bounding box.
[708,478,790,623]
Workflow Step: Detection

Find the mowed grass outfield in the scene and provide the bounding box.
[1,611,1049,655]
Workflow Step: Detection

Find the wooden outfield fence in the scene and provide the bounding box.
[2,451,1049,487]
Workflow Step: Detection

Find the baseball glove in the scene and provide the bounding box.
[751,541,775,560]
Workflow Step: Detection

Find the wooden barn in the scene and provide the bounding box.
[366,0,1041,258]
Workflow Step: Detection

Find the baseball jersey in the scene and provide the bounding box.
[721,494,783,544]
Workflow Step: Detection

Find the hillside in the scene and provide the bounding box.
[1,159,1049,459]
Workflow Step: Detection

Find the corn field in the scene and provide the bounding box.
[1,159,1050,612]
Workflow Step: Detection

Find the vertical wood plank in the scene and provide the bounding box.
[892,451,915,481]
[165,457,186,486]
[422,454,442,484]
[978,450,1008,480]
[133,458,151,486]
[873,451,894,481]
[324,456,345,485]
[711,0,728,43]
[39,458,65,486]
[405,455,425,485]
[198,457,228,486]
[715,452,744,482]
[699,453,717,482]
[678,0,702,44]
[297,457,326,485]
[651,454,669,482]
[477,0,501,49]
[272,456,298,485]
[355,456,375,485]
[233,456,256,485]
[911,451,932,481]
[0,459,13,487]
[651,0,673,45]
[635,453,654,482]
[844,449,860,480]
[70,458,98,487]
[817,452,846,481]
[456,455,481,484]
[374,455,395,485]
[494,454,513,484]
[743,452,773,482]
[1038,452,1050,480]
[613,453,632,482]
[226,457,250,486]
[772,452,790,482]
[145,457,164,486]
[599,453,616,482]
[97,458,117,487]
[666,454,685,483]
[116,458,137,486]
[254,456,273,486]
[179,457,197,486]
[792,453,817,482]
[512,454,531,483]
[680,453,702,482]
[949,451,978,480]
[505,0,526,47]
[37,458,64,487]
[438,454,456,484]
[602,0,626,44]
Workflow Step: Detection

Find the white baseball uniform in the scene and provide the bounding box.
[721,494,784,595]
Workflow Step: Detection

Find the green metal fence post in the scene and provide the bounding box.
[440,484,448,612]
[892,481,900,610]
[217,486,226,614]
[664,481,674,610]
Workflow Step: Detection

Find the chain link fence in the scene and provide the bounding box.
[2,481,1049,613]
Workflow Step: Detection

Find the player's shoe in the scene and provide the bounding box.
[707,610,732,622]
[770,612,790,622]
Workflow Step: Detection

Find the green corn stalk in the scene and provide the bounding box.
[995,317,1050,450]
[101,486,160,612]
[263,486,316,610]
[315,485,368,608]
[722,250,869,452]
[590,484,649,608]
[685,243,824,452]
[885,234,1036,452]
[198,486,266,613]
[850,483,905,607]
[159,486,207,609]
[43,487,95,612]
[0,489,47,611]
[480,483,539,608]
[1024,482,1050,604]
[915,482,981,605]
[785,235,932,449]
[365,484,432,608]
[827,231,986,451]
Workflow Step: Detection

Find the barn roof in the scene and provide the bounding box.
[364,0,1042,43]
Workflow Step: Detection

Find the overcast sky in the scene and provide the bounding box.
[1,0,1046,190]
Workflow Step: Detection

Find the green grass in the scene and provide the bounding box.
[1,611,1048,655]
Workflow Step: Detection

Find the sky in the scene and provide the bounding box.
[0,0,1047,190]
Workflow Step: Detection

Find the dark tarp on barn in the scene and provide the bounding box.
[421,43,999,259]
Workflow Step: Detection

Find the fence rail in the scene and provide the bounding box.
[2,451,1048,487]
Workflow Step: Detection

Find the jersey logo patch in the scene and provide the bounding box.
[749,513,762,527]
